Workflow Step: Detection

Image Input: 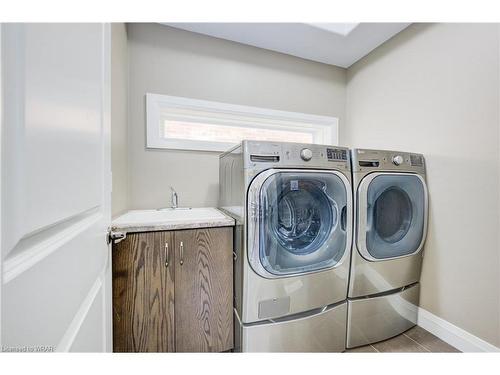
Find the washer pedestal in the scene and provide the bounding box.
[235,302,347,352]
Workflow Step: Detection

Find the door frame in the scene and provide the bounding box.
[101,23,112,352]
[356,172,429,262]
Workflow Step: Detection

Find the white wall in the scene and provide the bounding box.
[126,23,347,209]
[345,23,500,346]
[111,23,128,217]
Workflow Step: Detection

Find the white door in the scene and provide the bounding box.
[0,23,111,352]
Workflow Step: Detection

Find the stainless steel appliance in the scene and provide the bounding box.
[219,140,353,352]
[347,148,428,348]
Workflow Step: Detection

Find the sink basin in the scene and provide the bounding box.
[112,207,233,232]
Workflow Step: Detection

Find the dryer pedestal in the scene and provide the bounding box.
[346,283,419,348]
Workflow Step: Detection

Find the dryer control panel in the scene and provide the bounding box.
[352,148,425,173]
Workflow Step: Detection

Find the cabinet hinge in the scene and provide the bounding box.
[107,228,127,245]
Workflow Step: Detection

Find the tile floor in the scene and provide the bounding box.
[345,325,460,353]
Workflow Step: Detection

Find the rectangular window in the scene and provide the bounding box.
[146,93,338,152]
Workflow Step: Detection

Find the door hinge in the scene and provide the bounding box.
[107,228,127,245]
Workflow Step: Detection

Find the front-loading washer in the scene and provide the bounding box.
[219,140,353,352]
[347,148,429,348]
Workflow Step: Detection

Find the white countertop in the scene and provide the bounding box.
[111,207,235,233]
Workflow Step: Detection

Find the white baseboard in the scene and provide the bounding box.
[417,307,500,352]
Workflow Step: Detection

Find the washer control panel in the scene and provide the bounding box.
[243,141,350,170]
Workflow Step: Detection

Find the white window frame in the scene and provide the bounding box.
[146,93,339,152]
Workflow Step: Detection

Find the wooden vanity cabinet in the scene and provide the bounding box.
[174,228,233,352]
[112,230,175,352]
[112,226,233,353]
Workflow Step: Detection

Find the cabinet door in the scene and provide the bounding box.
[112,231,175,352]
[174,227,233,352]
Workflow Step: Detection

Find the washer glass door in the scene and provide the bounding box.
[258,171,349,276]
[360,173,426,260]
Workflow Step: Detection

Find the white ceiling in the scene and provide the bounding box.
[162,23,410,68]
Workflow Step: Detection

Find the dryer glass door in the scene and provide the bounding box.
[359,173,427,260]
[258,170,349,276]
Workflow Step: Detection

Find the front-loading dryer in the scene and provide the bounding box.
[347,148,429,348]
[219,140,353,352]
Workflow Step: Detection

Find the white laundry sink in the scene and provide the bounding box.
[111,207,234,233]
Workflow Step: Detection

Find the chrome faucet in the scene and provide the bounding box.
[170,186,178,209]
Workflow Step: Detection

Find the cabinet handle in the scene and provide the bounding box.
[180,241,184,266]
[164,243,169,267]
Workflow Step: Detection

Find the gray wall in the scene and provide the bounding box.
[345,23,500,346]
[127,23,347,209]
[111,23,128,217]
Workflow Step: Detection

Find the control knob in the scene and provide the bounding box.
[392,155,404,166]
[300,148,313,161]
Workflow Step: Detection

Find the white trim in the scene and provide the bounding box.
[418,307,500,352]
[146,93,339,152]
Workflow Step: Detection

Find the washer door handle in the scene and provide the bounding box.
[340,205,347,232]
